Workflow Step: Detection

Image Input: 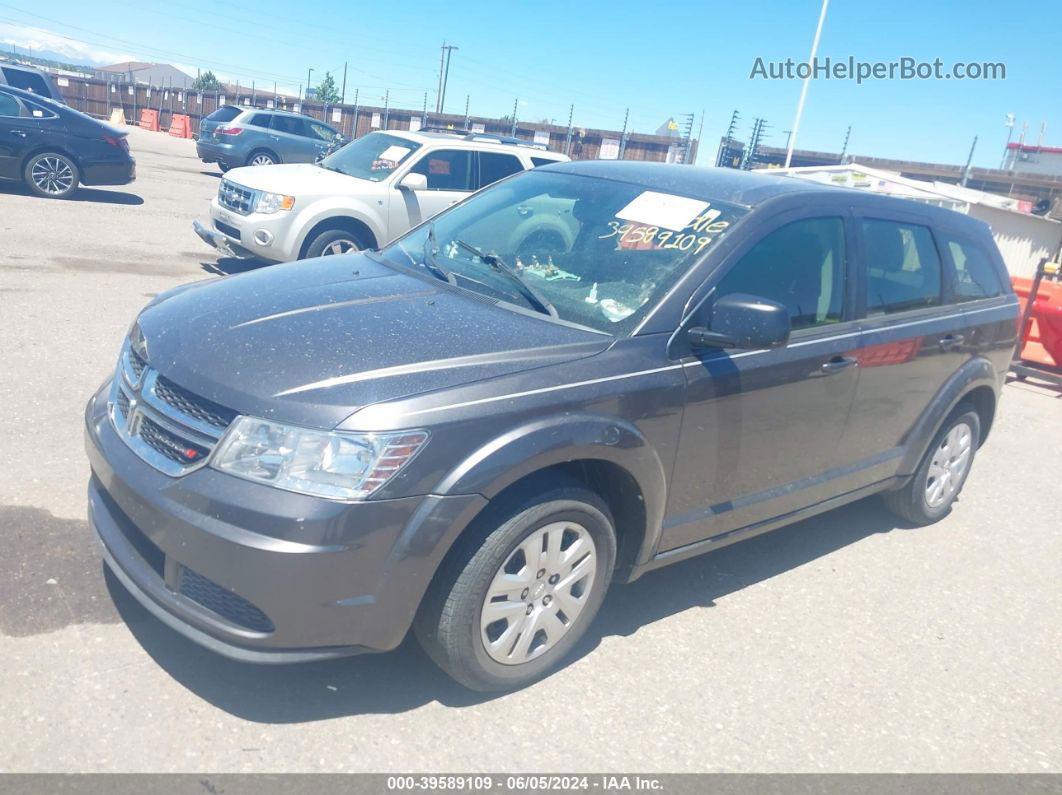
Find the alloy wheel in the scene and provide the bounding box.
[480,521,597,665]
[925,421,973,508]
[323,239,358,255]
[30,156,75,195]
[250,154,275,166]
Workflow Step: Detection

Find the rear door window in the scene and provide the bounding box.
[0,92,20,117]
[477,152,524,188]
[862,219,942,315]
[409,149,474,191]
[942,234,1004,301]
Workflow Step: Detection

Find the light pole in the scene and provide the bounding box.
[438,43,458,114]
[784,0,829,168]
[305,68,314,101]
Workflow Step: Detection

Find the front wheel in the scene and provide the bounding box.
[881,404,981,526]
[415,484,616,691]
[304,228,364,258]
[24,152,80,198]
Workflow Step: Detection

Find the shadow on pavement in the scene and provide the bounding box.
[109,495,902,723]
[0,182,144,205]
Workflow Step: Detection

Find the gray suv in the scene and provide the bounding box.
[85,162,1018,691]
[196,106,343,171]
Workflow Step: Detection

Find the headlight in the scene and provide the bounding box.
[212,416,428,500]
[256,191,295,214]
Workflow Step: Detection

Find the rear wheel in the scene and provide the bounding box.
[24,152,80,199]
[247,150,277,167]
[218,162,232,173]
[304,228,365,258]
[415,484,616,691]
[881,404,980,526]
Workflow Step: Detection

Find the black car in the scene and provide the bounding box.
[0,84,135,199]
[85,162,1018,690]
[0,61,65,103]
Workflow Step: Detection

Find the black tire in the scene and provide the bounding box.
[414,484,617,691]
[246,149,278,167]
[218,161,232,173]
[24,151,80,199]
[881,404,981,526]
[304,228,365,258]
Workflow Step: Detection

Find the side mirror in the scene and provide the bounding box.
[689,293,790,350]
[398,173,427,192]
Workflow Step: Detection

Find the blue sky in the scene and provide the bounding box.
[0,0,1056,168]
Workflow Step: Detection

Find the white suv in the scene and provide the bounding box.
[193,128,569,263]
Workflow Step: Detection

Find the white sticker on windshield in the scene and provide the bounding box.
[378,144,411,163]
[615,191,710,231]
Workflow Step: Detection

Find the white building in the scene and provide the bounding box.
[762,163,1062,278]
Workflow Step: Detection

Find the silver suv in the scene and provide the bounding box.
[193,128,569,262]
[195,106,344,172]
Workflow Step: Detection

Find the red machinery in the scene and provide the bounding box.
[1011,258,1062,386]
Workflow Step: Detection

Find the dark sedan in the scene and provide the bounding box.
[0,84,135,199]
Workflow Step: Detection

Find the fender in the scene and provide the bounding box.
[287,198,386,258]
[897,355,998,476]
[434,413,669,566]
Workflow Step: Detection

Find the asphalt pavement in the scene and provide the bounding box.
[0,127,1059,773]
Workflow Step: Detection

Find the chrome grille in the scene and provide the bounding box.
[109,344,236,476]
[217,179,257,215]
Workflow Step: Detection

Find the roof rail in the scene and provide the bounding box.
[419,125,550,151]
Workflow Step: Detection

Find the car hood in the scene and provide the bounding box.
[137,255,609,429]
[224,163,364,195]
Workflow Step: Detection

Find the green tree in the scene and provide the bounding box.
[315,72,341,103]
[191,71,222,91]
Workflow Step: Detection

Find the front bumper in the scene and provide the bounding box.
[198,196,298,262]
[84,382,486,662]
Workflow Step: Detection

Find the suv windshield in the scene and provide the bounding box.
[319,132,422,181]
[382,170,748,334]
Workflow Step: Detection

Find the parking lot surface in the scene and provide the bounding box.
[1,127,1060,773]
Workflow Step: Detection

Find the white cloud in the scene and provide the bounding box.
[0,23,133,66]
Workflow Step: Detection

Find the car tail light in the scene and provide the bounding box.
[215,125,244,136]
[103,135,130,152]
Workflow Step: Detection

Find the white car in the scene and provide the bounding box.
[193,128,569,263]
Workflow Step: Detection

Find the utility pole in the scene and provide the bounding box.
[785,0,829,167]
[838,125,851,164]
[305,67,314,101]
[440,44,457,114]
[351,88,359,137]
[1000,113,1015,170]
[510,98,518,137]
[341,62,348,104]
[564,104,574,155]
[961,135,978,187]
[618,107,629,159]
[717,109,740,167]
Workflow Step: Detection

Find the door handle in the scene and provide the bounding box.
[939,334,965,351]
[819,355,858,374]
[11,130,28,138]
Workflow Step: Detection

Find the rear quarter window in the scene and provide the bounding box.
[246,113,273,127]
[477,152,523,189]
[941,234,1004,301]
[531,156,562,167]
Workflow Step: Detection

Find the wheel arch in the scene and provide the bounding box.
[898,356,999,475]
[246,147,280,166]
[297,214,379,259]
[21,144,81,176]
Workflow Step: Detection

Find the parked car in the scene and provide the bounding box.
[195,106,344,171]
[0,60,65,103]
[86,162,1018,690]
[0,85,134,199]
[192,128,568,262]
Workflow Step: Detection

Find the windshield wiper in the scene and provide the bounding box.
[453,239,557,318]
[422,221,455,285]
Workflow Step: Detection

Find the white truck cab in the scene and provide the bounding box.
[193,128,569,262]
